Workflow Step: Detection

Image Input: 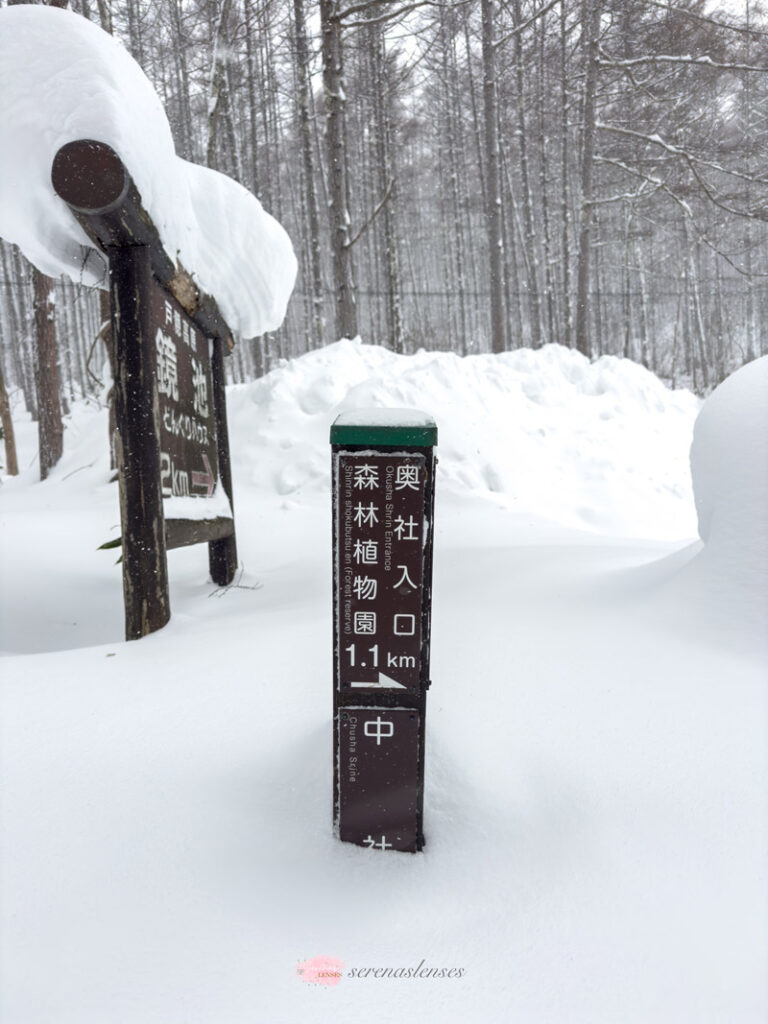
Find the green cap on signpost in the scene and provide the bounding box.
[330,409,438,448]
[331,408,438,853]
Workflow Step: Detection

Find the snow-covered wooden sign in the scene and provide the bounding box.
[52,138,239,640]
[0,4,297,640]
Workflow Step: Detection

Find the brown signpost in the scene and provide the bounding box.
[52,139,237,640]
[331,412,437,852]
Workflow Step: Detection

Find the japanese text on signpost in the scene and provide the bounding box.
[336,452,427,694]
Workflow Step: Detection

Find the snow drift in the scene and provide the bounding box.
[227,339,701,539]
[0,5,296,338]
[652,354,768,646]
[691,355,768,559]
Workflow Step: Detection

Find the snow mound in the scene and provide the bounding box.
[0,5,296,337]
[227,340,700,539]
[685,356,768,609]
[691,356,768,553]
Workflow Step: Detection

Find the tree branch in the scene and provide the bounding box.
[596,121,768,187]
[640,0,768,39]
[337,0,470,26]
[495,0,562,48]
[85,318,111,390]
[345,179,396,249]
[598,47,768,74]
[594,156,768,278]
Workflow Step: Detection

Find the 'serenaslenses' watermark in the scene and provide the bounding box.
[348,960,465,980]
[296,956,465,986]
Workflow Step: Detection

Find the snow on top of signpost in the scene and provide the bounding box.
[0,5,296,338]
[333,408,437,428]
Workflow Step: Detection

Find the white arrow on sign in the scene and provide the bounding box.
[191,453,215,497]
[350,673,406,690]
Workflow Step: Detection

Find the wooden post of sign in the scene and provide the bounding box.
[208,336,238,586]
[107,244,171,639]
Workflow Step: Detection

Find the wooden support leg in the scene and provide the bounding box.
[208,337,238,586]
[108,244,171,639]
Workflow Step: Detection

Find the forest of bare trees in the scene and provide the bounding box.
[2,0,768,478]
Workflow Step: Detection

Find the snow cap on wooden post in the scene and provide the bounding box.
[51,140,235,351]
[0,4,296,339]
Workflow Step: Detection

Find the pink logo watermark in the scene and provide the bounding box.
[296,955,345,987]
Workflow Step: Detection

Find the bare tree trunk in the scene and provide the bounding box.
[537,11,554,346]
[244,0,261,196]
[95,0,112,32]
[464,10,487,205]
[58,279,74,410]
[442,6,468,353]
[560,0,573,348]
[125,0,144,64]
[206,0,233,172]
[264,22,283,221]
[511,0,542,349]
[1,242,30,412]
[481,0,506,353]
[0,358,19,476]
[369,23,403,353]
[170,0,194,160]
[592,210,604,357]
[99,288,118,471]
[11,248,38,419]
[688,237,710,390]
[574,0,599,357]
[33,268,63,480]
[501,148,525,347]
[320,0,358,340]
[204,0,244,185]
[714,257,726,383]
[635,239,650,369]
[622,205,633,359]
[294,0,324,349]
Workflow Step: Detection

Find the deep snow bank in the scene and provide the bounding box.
[0,5,296,337]
[227,340,700,539]
[691,355,768,558]
[667,355,768,639]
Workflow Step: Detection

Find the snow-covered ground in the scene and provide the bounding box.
[1,342,766,1024]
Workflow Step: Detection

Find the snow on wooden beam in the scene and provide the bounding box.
[51,139,235,350]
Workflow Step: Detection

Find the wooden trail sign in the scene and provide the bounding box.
[52,139,237,640]
[331,411,437,852]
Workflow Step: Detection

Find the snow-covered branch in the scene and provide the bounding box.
[598,47,768,75]
[594,156,768,278]
[596,122,768,188]
[640,0,768,39]
[336,0,471,27]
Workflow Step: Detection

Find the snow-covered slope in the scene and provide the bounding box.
[0,5,296,337]
[1,345,765,1024]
